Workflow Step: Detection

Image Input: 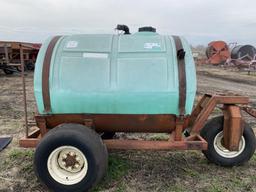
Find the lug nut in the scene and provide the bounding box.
[67,166,72,171]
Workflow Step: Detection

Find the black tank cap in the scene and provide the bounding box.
[138,26,156,32]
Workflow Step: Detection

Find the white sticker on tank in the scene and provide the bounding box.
[83,53,108,58]
[144,43,161,49]
[66,41,78,48]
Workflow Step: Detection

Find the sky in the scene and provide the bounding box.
[0,0,256,46]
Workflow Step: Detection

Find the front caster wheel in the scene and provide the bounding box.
[200,116,256,167]
[34,123,108,192]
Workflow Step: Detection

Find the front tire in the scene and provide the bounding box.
[34,123,108,192]
[200,116,256,167]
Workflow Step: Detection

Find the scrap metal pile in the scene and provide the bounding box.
[206,41,256,73]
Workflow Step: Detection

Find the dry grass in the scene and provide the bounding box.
[1,149,256,192]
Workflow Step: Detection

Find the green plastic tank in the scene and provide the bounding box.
[34,26,196,115]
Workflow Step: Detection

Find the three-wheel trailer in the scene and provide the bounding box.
[18,30,256,192]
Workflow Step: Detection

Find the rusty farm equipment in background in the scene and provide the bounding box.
[0,41,41,74]
[231,45,256,60]
[205,41,256,74]
[225,45,256,74]
[206,41,230,65]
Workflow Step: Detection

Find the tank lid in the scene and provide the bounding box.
[138,26,156,32]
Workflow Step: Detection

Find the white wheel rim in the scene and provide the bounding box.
[47,146,88,185]
[213,131,245,158]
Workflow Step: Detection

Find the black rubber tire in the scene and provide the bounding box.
[200,116,256,167]
[101,131,116,139]
[26,62,34,70]
[34,123,108,192]
[3,68,14,74]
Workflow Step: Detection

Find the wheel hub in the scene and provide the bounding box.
[48,146,88,185]
[58,150,84,173]
[214,131,245,158]
[58,151,83,173]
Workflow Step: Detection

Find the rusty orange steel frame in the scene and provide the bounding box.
[20,84,255,152]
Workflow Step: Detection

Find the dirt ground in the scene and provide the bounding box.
[0,65,256,192]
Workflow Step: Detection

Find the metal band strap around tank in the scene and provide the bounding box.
[42,36,62,112]
[172,36,186,115]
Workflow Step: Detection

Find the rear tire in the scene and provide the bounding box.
[34,123,108,192]
[200,116,256,167]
